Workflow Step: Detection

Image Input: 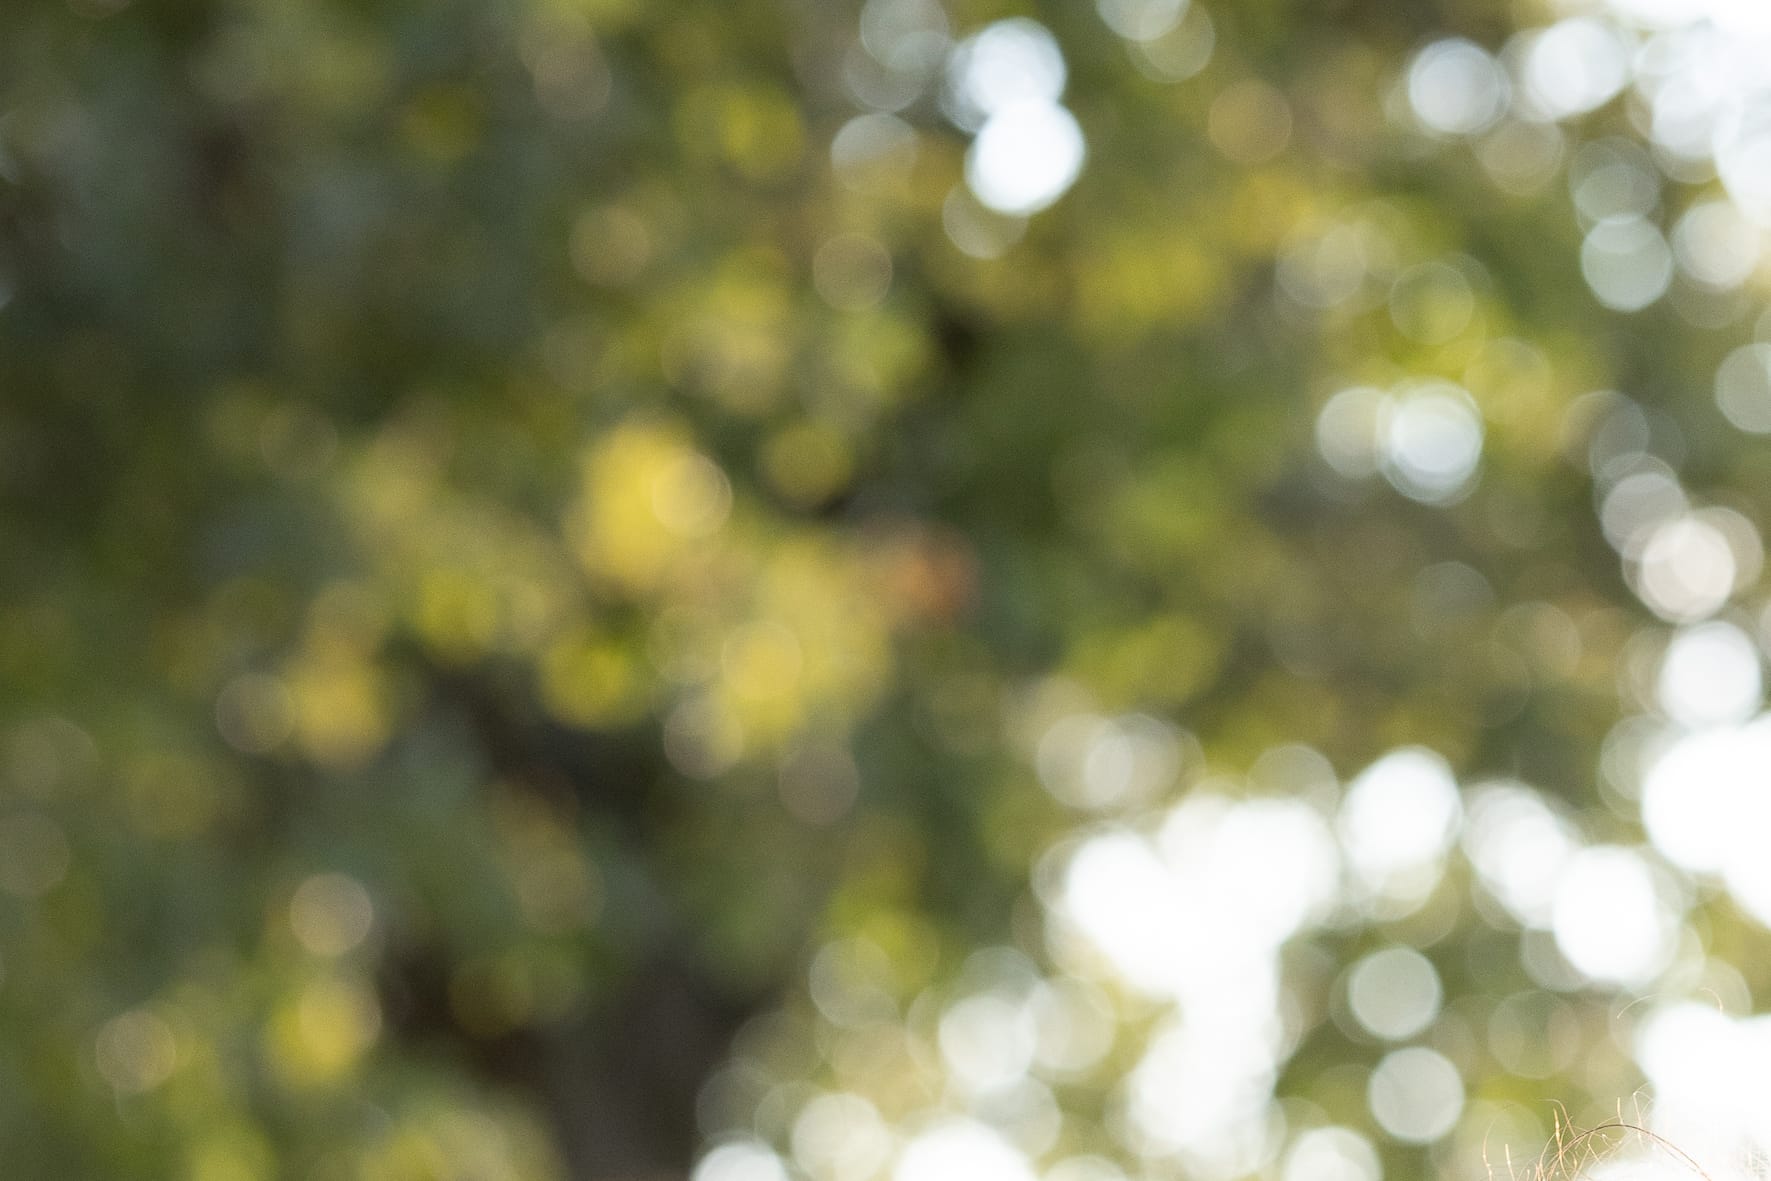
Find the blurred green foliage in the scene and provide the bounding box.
[1,0,1768,1178]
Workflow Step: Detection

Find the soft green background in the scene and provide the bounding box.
[0,0,1764,1178]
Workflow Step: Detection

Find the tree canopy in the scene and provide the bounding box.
[4,0,1771,1178]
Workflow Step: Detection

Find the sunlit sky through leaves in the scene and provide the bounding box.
[696,1,1771,1180]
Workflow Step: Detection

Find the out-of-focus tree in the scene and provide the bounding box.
[3,0,1770,1178]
